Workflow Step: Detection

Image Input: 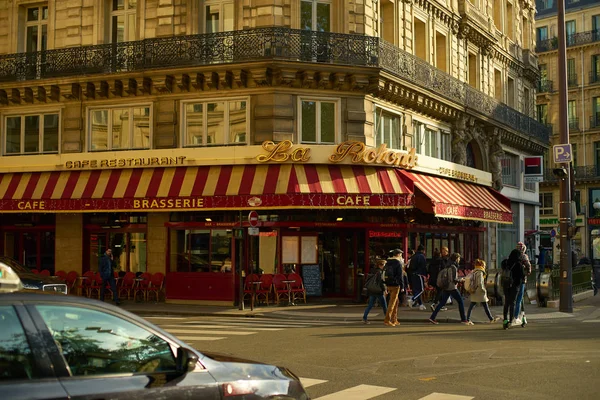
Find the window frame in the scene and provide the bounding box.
[298,97,339,144]
[109,0,138,43]
[3,111,61,155]
[412,119,451,161]
[373,105,403,150]
[539,192,554,215]
[201,0,234,33]
[180,97,249,147]
[24,4,48,52]
[87,104,152,152]
[500,152,519,188]
[300,0,332,32]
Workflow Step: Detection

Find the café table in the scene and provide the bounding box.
[76,276,88,296]
[282,280,296,306]
[133,277,145,301]
[250,281,262,311]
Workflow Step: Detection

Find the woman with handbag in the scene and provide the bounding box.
[362,259,388,324]
[466,259,500,324]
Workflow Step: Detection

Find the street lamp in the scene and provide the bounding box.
[593,199,600,216]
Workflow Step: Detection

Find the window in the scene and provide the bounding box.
[568,100,577,129]
[507,77,515,107]
[413,121,450,160]
[566,20,576,46]
[500,153,518,187]
[183,99,247,146]
[89,106,150,151]
[171,229,232,273]
[4,113,59,155]
[301,0,331,31]
[506,2,513,40]
[593,15,600,41]
[595,141,600,174]
[537,104,548,125]
[539,0,554,10]
[0,306,38,380]
[539,63,548,80]
[494,69,502,101]
[435,31,447,72]
[374,107,402,150]
[24,4,48,52]
[379,0,394,43]
[299,99,337,144]
[468,53,478,88]
[592,55,600,84]
[493,0,502,31]
[522,17,530,48]
[203,0,234,33]
[35,305,176,376]
[537,26,548,43]
[539,192,553,215]
[572,143,578,168]
[567,58,576,85]
[593,97,600,128]
[414,17,427,61]
[573,190,581,215]
[110,0,137,43]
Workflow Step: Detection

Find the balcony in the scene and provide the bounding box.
[544,166,600,183]
[568,73,578,87]
[591,115,600,129]
[535,29,600,53]
[538,79,553,93]
[590,71,600,85]
[0,28,550,144]
[569,117,579,131]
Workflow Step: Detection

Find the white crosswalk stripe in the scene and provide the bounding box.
[312,384,396,400]
[417,393,474,400]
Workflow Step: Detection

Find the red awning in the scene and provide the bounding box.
[400,171,513,224]
[0,165,413,212]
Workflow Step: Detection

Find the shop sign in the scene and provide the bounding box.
[248,227,259,236]
[368,231,402,238]
[434,203,512,223]
[259,231,277,237]
[588,218,600,226]
[65,156,187,169]
[256,140,418,169]
[437,168,477,183]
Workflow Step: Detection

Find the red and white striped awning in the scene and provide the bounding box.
[401,171,513,224]
[0,164,413,212]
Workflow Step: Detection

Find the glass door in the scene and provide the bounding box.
[87,232,146,274]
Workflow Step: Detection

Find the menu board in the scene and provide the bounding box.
[302,265,322,296]
[301,236,318,264]
[282,236,299,264]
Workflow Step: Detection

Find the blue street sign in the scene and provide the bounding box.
[553,144,572,163]
[550,229,557,238]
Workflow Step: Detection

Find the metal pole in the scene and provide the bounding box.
[557,0,573,313]
[238,211,244,310]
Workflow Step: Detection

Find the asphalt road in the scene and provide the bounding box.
[146,296,600,400]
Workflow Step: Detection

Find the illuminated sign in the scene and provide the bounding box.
[368,231,402,238]
[65,156,187,169]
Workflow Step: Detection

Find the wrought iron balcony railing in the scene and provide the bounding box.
[591,114,600,129]
[538,79,553,93]
[569,117,579,131]
[536,29,600,53]
[590,71,600,85]
[544,166,600,183]
[0,28,550,143]
[568,73,578,87]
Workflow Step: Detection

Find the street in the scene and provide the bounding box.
[144,296,600,400]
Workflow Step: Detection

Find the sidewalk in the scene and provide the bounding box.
[121,291,598,323]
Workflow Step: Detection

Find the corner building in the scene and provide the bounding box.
[0,0,548,304]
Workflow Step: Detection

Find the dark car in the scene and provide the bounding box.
[0,256,67,294]
[0,290,309,400]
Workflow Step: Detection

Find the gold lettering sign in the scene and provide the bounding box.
[437,167,477,183]
[132,198,204,209]
[17,200,45,210]
[329,141,417,169]
[65,156,187,170]
[256,140,311,163]
[335,195,371,206]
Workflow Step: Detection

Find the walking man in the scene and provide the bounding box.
[513,242,532,326]
[408,245,428,310]
[383,249,405,327]
[429,253,470,325]
[99,248,120,305]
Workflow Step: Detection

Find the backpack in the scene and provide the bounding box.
[501,262,516,289]
[364,272,383,295]
[463,271,476,293]
[436,267,452,290]
[382,261,398,286]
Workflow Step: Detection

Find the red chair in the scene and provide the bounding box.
[255,274,273,306]
[118,272,136,300]
[243,274,260,304]
[79,270,95,297]
[272,274,292,305]
[39,269,51,276]
[55,270,67,281]
[147,273,165,302]
[133,272,152,301]
[287,273,307,304]
[65,271,79,293]
[31,269,40,274]
[88,273,103,298]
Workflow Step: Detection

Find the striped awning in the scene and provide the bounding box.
[0,164,413,212]
[400,171,513,224]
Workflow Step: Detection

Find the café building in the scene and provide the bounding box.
[0,140,511,304]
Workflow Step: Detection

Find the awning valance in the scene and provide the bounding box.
[400,171,513,224]
[0,165,413,212]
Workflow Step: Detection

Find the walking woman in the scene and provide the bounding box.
[501,249,525,329]
[466,259,500,323]
[362,260,387,324]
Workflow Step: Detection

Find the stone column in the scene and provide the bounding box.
[146,213,169,274]
[55,214,83,274]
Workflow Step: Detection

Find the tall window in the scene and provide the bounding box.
[592,55,600,83]
[506,2,514,40]
[494,69,502,101]
[301,0,331,31]
[413,122,450,160]
[593,15,600,41]
[595,142,600,173]
[414,18,427,61]
[572,143,578,168]
[468,53,478,88]
[24,4,48,52]
[183,99,248,146]
[110,0,137,43]
[593,97,600,128]
[500,153,518,187]
[568,100,577,129]
[537,104,548,124]
[374,107,402,150]
[537,26,548,43]
[203,0,234,33]
[539,0,554,10]
[507,77,515,107]
[567,58,576,85]
[4,113,59,155]
[539,192,553,215]
[435,31,447,72]
[565,20,576,46]
[299,99,337,144]
[522,17,530,48]
[89,106,150,151]
[493,0,502,31]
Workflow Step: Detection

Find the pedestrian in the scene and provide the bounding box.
[99,248,120,305]
[513,242,532,327]
[536,245,546,273]
[428,252,470,325]
[362,260,388,324]
[383,249,405,327]
[466,259,500,324]
[501,248,525,329]
[408,245,428,310]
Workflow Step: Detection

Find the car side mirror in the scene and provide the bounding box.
[176,347,199,374]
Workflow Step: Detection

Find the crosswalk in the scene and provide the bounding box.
[144,315,348,343]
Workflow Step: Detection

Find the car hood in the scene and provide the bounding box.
[19,272,64,286]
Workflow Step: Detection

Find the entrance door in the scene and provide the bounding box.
[2,231,55,272]
[319,231,359,297]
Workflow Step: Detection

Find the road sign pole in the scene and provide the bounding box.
[557,0,573,313]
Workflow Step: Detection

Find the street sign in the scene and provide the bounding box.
[248,227,259,236]
[248,211,259,227]
[550,229,557,238]
[524,176,543,183]
[553,144,572,163]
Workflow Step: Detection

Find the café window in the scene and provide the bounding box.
[89,106,151,151]
[4,113,59,155]
[182,99,248,146]
[170,229,232,273]
[299,98,338,144]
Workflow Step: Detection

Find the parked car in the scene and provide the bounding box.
[0,256,67,294]
[0,269,309,400]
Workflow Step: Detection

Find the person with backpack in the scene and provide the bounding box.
[383,249,405,327]
[513,242,532,327]
[408,245,428,310]
[501,249,526,329]
[466,259,500,324]
[362,260,388,324]
[428,253,470,325]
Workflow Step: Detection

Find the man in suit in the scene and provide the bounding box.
[99,248,120,305]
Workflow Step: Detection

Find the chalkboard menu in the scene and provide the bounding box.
[302,265,322,297]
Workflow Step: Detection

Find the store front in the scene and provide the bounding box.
[0,214,56,272]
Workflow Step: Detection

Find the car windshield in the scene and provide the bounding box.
[0,257,31,274]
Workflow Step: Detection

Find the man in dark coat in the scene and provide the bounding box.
[99,248,120,305]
